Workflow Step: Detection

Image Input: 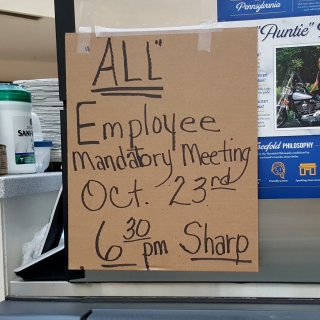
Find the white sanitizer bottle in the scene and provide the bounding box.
[0,83,36,174]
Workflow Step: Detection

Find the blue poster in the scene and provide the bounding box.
[258,135,320,198]
[218,0,320,22]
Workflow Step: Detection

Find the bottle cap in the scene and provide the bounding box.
[34,140,53,148]
[0,83,31,103]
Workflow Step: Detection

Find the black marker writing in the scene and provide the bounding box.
[75,103,220,150]
[76,101,99,145]
[142,240,168,270]
[92,38,162,88]
[123,217,151,241]
[92,37,117,86]
[179,221,251,265]
[122,40,142,82]
[81,179,143,211]
[95,221,137,268]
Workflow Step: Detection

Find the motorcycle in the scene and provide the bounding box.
[277,81,320,128]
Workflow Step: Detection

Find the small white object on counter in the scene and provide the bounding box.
[34,140,53,173]
[21,224,48,266]
[32,112,53,173]
[31,111,43,141]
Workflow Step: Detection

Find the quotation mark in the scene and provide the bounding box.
[155,39,162,46]
[309,22,314,26]
[85,46,90,52]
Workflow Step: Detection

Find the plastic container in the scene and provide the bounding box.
[0,84,36,174]
[32,112,44,141]
[34,140,53,173]
[31,112,53,172]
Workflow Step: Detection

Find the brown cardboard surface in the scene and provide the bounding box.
[0,145,7,175]
[66,28,258,272]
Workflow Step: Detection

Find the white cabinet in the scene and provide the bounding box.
[0,173,61,299]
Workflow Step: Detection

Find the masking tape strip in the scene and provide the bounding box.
[198,0,217,52]
[198,22,213,52]
[77,1,93,54]
[95,24,223,37]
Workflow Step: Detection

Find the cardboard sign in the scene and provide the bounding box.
[66,28,258,272]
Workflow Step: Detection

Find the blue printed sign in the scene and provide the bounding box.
[218,0,320,22]
[258,135,320,199]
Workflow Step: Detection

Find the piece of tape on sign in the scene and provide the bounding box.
[77,1,93,54]
[198,0,217,52]
[198,23,213,52]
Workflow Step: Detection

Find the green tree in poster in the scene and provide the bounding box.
[276,46,320,88]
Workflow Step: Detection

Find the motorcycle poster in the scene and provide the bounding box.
[218,12,320,199]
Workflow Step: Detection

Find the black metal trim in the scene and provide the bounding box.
[5,296,320,305]
[54,0,76,102]
[60,109,85,280]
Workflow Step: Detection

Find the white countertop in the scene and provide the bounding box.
[0,172,62,198]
